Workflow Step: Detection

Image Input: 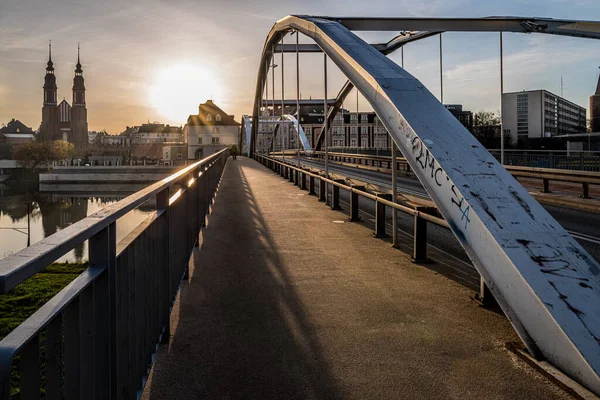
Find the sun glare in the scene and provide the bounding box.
[149,64,220,123]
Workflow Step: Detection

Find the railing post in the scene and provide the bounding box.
[294,168,299,186]
[319,177,326,202]
[543,178,550,193]
[331,180,344,210]
[309,175,316,195]
[156,187,170,345]
[412,213,428,263]
[299,171,307,190]
[349,185,365,222]
[477,276,498,307]
[88,222,117,399]
[582,182,590,198]
[374,193,391,238]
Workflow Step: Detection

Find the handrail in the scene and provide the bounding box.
[311,151,600,198]
[0,267,105,375]
[0,148,227,294]
[255,154,449,229]
[0,147,230,398]
[313,151,600,180]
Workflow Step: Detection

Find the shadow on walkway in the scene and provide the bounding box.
[142,158,342,399]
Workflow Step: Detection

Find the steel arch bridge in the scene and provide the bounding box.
[250,16,600,395]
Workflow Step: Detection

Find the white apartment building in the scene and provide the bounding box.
[502,90,586,144]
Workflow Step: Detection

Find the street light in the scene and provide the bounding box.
[270,61,278,155]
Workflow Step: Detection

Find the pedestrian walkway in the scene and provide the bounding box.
[141,157,569,400]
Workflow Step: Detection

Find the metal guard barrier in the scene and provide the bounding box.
[254,154,448,262]
[0,148,229,399]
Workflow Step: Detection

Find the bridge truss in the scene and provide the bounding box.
[250,16,600,394]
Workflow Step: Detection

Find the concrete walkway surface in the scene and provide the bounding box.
[142,157,570,400]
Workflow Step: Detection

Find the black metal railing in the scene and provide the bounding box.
[254,153,497,305]
[0,148,229,399]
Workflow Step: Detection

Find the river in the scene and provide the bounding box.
[0,182,153,262]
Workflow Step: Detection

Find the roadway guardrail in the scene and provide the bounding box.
[304,151,600,198]
[255,153,498,305]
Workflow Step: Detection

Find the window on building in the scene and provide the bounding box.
[206,114,212,122]
[213,127,220,134]
[198,137,202,144]
[215,114,222,122]
[212,137,220,144]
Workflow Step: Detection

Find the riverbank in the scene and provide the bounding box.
[0,262,88,340]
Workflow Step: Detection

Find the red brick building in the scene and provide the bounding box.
[40,43,88,147]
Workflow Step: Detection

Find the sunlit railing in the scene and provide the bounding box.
[0,148,229,399]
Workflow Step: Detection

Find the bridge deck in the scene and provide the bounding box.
[142,157,568,400]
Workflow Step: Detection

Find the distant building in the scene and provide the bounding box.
[103,123,183,146]
[502,90,586,144]
[40,43,88,147]
[257,100,390,153]
[124,123,183,145]
[590,73,600,132]
[0,119,35,144]
[444,104,473,131]
[185,100,240,159]
[0,119,35,159]
[162,144,188,165]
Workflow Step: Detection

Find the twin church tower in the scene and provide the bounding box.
[40,42,88,146]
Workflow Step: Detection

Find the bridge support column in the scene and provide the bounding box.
[582,182,590,198]
[289,168,295,183]
[294,169,299,186]
[374,193,391,238]
[331,180,344,210]
[349,185,365,222]
[299,172,307,190]
[309,175,316,195]
[319,178,326,202]
[412,213,429,263]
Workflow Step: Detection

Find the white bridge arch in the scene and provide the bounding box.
[250,16,600,394]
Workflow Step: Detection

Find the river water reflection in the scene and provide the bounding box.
[0,182,152,262]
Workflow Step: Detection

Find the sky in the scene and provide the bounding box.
[0,0,599,134]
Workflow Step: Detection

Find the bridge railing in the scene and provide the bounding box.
[254,153,451,264]
[308,151,600,198]
[0,148,229,399]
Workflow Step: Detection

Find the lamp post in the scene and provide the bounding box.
[270,59,278,155]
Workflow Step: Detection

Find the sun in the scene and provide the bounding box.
[149,64,220,123]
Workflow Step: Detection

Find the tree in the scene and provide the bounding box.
[471,110,505,149]
[473,110,500,128]
[13,141,55,170]
[13,140,76,170]
[52,140,75,161]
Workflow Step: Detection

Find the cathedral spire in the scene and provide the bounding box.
[75,43,82,74]
[46,40,54,71]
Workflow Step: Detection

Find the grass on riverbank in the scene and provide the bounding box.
[0,262,88,341]
[1,262,88,397]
